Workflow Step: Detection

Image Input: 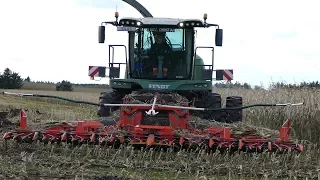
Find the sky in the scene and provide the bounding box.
[0,0,319,86]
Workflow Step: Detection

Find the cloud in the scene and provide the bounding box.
[0,0,319,86]
[272,30,298,39]
[0,0,138,83]
[73,0,125,9]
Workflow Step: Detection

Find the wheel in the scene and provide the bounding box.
[97,90,125,118]
[225,96,243,123]
[192,92,225,122]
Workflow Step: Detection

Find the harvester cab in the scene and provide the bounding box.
[92,12,239,123]
[92,13,232,86]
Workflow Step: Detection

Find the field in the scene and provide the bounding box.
[1,85,320,179]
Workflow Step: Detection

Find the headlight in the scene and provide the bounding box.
[119,19,143,27]
[178,20,204,27]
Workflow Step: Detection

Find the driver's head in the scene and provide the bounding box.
[153,32,166,44]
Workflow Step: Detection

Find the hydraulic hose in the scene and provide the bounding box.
[2,91,100,106]
[2,91,303,111]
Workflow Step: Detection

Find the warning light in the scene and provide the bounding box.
[115,11,119,24]
[203,13,207,20]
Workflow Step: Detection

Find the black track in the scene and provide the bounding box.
[191,92,226,122]
[225,96,243,123]
[97,90,125,117]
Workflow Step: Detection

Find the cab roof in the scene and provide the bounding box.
[118,17,205,27]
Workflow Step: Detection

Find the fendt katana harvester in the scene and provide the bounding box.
[2,0,303,153]
[93,10,238,124]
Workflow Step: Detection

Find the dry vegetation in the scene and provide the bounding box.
[0,86,320,179]
[21,82,108,93]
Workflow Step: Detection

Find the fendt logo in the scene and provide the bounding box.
[148,84,170,89]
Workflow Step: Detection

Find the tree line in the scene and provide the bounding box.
[1,67,319,91]
[214,81,320,90]
[0,68,23,89]
[0,68,73,91]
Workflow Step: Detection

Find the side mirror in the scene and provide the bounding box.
[215,28,223,46]
[98,26,105,43]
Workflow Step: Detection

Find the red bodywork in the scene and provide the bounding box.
[3,106,303,153]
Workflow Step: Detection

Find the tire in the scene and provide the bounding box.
[192,92,225,122]
[225,96,243,123]
[97,90,125,118]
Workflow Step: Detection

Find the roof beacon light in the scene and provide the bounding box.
[203,13,207,23]
[115,11,119,24]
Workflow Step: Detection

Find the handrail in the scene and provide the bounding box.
[191,46,214,80]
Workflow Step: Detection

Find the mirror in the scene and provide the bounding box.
[215,29,223,46]
[99,26,105,43]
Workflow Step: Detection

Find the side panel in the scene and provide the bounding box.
[193,54,205,81]
[127,31,136,79]
[192,55,234,82]
[216,69,233,81]
[88,66,106,79]
[109,79,212,91]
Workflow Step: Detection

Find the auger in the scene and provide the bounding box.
[2,91,303,153]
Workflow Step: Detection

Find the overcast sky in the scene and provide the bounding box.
[0,0,319,86]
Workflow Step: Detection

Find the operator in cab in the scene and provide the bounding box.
[150,31,172,55]
[149,31,172,78]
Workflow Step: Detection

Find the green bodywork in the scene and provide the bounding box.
[100,17,223,92]
[110,54,212,91]
[110,79,212,91]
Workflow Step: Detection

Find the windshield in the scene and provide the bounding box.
[131,28,190,80]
